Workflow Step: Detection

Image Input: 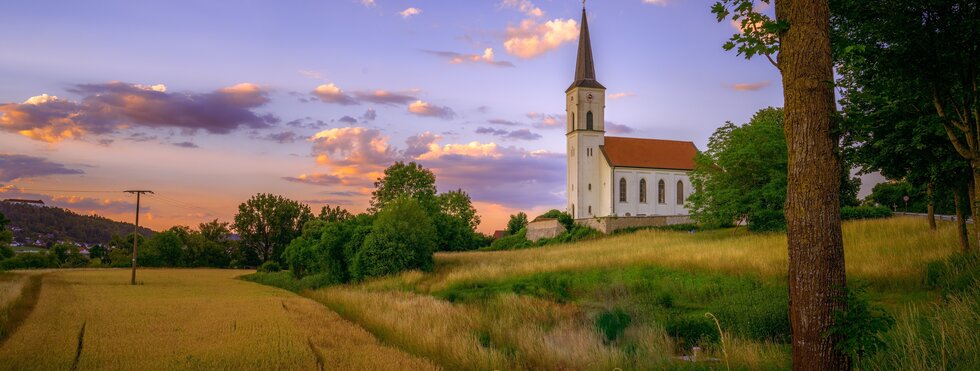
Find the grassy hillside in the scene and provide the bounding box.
[0,202,153,246]
[0,269,436,370]
[279,217,977,370]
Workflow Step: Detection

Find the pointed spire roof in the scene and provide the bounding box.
[567,6,605,92]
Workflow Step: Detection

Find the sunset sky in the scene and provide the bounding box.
[0,0,792,233]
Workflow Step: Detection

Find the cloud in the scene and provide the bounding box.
[606,122,635,134]
[527,112,565,129]
[488,118,522,126]
[423,48,515,67]
[501,0,544,17]
[642,0,670,6]
[399,7,421,18]
[361,108,377,121]
[338,115,358,124]
[728,81,771,91]
[503,18,578,58]
[352,90,418,105]
[291,127,565,209]
[361,0,375,7]
[298,70,325,79]
[475,127,542,141]
[172,141,199,148]
[608,92,636,100]
[256,131,300,144]
[312,83,358,105]
[0,154,84,181]
[408,100,456,119]
[0,82,276,143]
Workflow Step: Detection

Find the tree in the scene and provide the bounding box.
[190,219,233,267]
[689,108,788,229]
[713,0,849,368]
[370,162,438,214]
[318,205,353,222]
[0,212,12,260]
[506,212,528,235]
[352,197,436,280]
[233,193,313,264]
[434,189,482,251]
[831,0,978,247]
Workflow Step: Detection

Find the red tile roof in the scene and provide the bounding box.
[601,137,698,170]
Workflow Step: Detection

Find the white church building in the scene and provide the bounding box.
[565,7,697,227]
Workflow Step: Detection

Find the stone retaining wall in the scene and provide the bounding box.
[526,218,566,241]
[575,215,694,234]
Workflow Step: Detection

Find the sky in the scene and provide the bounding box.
[0,0,800,233]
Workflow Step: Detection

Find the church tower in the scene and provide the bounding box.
[566,5,606,219]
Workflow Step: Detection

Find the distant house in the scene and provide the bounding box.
[2,199,45,207]
[492,230,507,240]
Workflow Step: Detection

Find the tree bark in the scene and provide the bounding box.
[954,184,970,252]
[927,182,937,230]
[776,0,850,369]
[970,178,978,244]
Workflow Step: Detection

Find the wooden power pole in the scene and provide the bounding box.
[125,190,153,285]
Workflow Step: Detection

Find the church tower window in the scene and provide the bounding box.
[658,180,666,204]
[639,179,647,203]
[619,178,627,202]
[586,111,594,130]
[677,180,685,205]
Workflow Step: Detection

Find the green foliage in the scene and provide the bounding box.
[258,261,281,273]
[485,228,530,251]
[0,251,58,270]
[241,271,337,293]
[0,246,13,260]
[233,193,313,264]
[925,252,979,296]
[710,0,785,63]
[0,203,153,247]
[435,189,482,251]
[595,308,632,344]
[827,286,896,362]
[666,313,719,347]
[689,108,787,228]
[50,243,89,268]
[352,197,437,280]
[747,209,786,232]
[506,212,528,235]
[370,161,438,214]
[107,248,132,268]
[318,205,353,222]
[840,206,892,221]
[537,209,574,232]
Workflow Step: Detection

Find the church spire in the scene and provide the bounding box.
[567,5,604,92]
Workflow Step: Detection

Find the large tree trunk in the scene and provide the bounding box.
[954,184,970,251]
[776,0,850,369]
[927,182,937,230]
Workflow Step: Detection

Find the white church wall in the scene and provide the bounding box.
[611,168,692,217]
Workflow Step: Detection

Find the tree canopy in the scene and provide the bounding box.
[233,193,313,264]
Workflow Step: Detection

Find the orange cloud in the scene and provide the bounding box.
[407,100,456,119]
[728,81,771,91]
[399,7,421,18]
[608,92,636,100]
[501,0,544,17]
[503,18,578,58]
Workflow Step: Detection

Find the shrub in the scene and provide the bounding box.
[925,252,979,296]
[258,261,281,273]
[0,252,58,270]
[595,308,632,344]
[841,206,892,220]
[666,313,719,348]
[351,197,437,280]
[748,209,786,232]
[506,212,528,235]
[826,286,896,362]
[484,229,530,251]
[0,245,13,260]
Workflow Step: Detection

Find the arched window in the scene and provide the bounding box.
[677,180,685,205]
[658,180,666,204]
[619,178,627,203]
[586,111,594,130]
[639,179,647,203]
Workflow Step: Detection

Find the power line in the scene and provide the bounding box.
[1,188,124,193]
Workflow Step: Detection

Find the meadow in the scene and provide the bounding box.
[272,217,978,370]
[0,269,436,370]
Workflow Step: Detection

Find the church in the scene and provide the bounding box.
[565,7,697,223]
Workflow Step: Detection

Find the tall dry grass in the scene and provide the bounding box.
[0,269,437,370]
[308,217,957,370]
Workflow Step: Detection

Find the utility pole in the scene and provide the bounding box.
[125,190,153,285]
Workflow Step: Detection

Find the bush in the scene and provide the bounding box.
[484,228,530,251]
[258,261,281,273]
[0,252,58,270]
[925,252,979,296]
[748,209,786,232]
[841,206,892,220]
[666,313,719,348]
[595,308,632,344]
[826,286,896,362]
[351,197,437,280]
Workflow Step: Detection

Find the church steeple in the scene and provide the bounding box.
[567,6,605,92]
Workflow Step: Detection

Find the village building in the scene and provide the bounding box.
[562,6,697,234]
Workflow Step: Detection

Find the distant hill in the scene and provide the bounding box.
[0,202,154,247]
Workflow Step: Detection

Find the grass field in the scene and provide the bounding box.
[288,217,977,370]
[0,269,437,370]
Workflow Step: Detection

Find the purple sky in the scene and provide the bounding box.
[0,0,806,232]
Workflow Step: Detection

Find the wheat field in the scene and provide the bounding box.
[0,269,437,370]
